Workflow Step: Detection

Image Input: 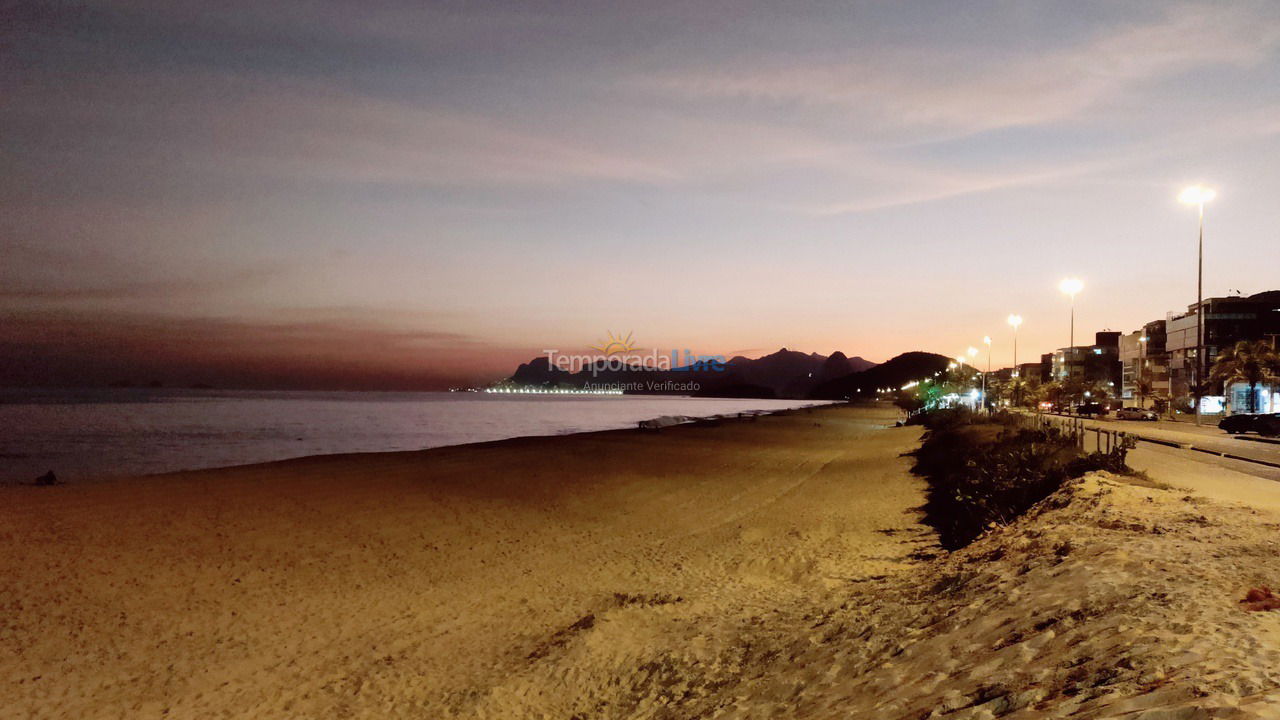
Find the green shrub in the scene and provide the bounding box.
[910,412,1133,549]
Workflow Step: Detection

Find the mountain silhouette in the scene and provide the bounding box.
[808,351,951,400]
[500,348,878,399]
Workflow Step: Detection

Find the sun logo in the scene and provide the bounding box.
[591,330,638,355]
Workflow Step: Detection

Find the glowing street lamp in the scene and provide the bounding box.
[955,355,971,407]
[967,348,977,409]
[1179,184,1216,425]
[1007,314,1023,405]
[980,338,991,409]
[1007,315,1023,368]
[1058,278,1083,348]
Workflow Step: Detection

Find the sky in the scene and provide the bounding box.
[3,0,1279,389]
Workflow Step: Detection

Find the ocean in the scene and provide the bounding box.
[0,388,831,482]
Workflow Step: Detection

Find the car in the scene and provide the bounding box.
[1115,407,1158,421]
[1220,413,1280,437]
[1074,402,1107,417]
[1220,413,1258,434]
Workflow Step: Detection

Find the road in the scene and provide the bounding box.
[1037,411,1280,481]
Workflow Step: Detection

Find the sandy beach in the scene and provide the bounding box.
[2,405,930,718]
[7,404,1280,718]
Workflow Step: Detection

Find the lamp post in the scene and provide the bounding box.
[1058,278,1083,349]
[1179,185,1215,426]
[967,346,980,410]
[1007,314,1023,406]
[1138,335,1149,409]
[982,336,991,409]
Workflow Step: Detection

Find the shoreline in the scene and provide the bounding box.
[0,394,841,484]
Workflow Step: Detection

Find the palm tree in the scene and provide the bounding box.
[1135,376,1153,409]
[1210,340,1280,414]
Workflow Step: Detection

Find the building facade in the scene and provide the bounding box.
[1166,290,1280,402]
[1118,319,1169,405]
[1050,331,1123,400]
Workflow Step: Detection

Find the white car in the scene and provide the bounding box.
[1115,407,1158,421]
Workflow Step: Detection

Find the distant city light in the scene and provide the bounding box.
[484,386,622,395]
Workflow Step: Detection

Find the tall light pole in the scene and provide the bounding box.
[982,336,991,409]
[1007,314,1023,405]
[1180,185,1215,426]
[967,346,979,410]
[1138,335,1149,409]
[1059,278,1084,349]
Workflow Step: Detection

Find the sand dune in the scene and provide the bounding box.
[495,473,1280,718]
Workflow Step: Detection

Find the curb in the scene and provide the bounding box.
[1185,444,1280,470]
[1235,435,1280,446]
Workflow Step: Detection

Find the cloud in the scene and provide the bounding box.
[0,308,532,390]
[0,261,281,302]
[3,66,677,192]
[636,3,1280,139]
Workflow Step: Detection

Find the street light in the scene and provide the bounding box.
[1180,184,1215,426]
[981,337,991,410]
[1007,315,1022,366]
[956,355,972,408]
[1058,277,1083,348]
[1007,315,1023,406]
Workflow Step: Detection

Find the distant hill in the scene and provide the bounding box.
[809,351,952,400]
[501,348,877,399]
[510,356,572,386]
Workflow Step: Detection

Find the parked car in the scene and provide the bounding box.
[1220,413,1257,434]
[1115,407,1158,421]
[1221,413,1280,436]
[1263,415,1280,437]
[1074,402,1107,417]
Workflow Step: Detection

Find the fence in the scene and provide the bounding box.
[1012,411,1132,454]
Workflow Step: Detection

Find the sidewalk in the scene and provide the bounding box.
[1127,443,1280,505]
